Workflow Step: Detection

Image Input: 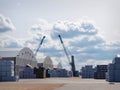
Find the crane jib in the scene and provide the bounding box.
[58,35,71,63]
[35,36,46,56]
[40,36,45,45]
[58,35,63,43]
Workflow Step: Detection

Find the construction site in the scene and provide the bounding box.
[0,35,120,90]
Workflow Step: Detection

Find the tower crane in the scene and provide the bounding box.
[58,34,76,76]
[34,36,46,56]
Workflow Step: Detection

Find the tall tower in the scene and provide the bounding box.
[71,55,76,76]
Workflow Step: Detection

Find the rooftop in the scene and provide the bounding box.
[0,48,21,57]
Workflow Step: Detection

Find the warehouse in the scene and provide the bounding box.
[43,56,53,70]
[0,47,37,81]
[42,56,69,77]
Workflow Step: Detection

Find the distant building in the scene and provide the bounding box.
[94,65,107,79]
[0,47,37,81]
[0,47,37,67]
[106,55,120,82]
[50,69,69,77]
[57,62,62,69]
[37,63,43,67]
[81,65,95,78]
[43,56,53,69]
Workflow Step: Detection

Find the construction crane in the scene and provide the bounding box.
[34,36,46,56]
[58,34,76,76]
[58,35,71,64]
[27,36,45,68]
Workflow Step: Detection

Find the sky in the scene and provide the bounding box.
[0,0,120,70]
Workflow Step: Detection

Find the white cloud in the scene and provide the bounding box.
[1,18,120,70]
[0,34,21,48]
[51,20,98,40]
[0,14,16,33]
[25,19,120,70]
[77,59,112,70]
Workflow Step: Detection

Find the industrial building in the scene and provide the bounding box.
[42,56,70,78]
[50,69,69,77]
[94,65,107,79]
[106,55,120,82]
[20,66,36,79]
[57,62,62,69]
[43,56,53,70]
[81,65,95,78]
[0,57,18,81]
[81,65,108,79]
[0,47,37,81]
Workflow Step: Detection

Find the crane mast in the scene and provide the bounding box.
[35,36,45,56]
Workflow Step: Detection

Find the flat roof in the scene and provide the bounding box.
[0,48,21,57]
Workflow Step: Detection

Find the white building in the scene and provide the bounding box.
[43,56,53,69]
[0,47,37,67]
[0,47,37,81]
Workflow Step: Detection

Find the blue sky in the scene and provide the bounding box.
[0,0,120,70]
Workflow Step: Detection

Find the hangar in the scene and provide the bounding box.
[0,47,37,81]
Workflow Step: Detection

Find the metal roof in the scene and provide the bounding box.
[0,51,18,57]
[0,47,37,67]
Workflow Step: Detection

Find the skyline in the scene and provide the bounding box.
[0,0,120,70]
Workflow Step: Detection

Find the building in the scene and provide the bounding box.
[0,57,18,81]
[94,65,107,79]
[0,47,37,81]
[81,65,95,78]
[43,56,53,70]
[57,62,62,69]
[50,68,69,77]
[106,55,120,82]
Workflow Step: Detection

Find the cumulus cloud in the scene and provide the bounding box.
[69,35,104,48]
[51,20,98,39]
[77,59,112,70]
[0,14,16,33]
[0,35,21,48]
[1,18,120,70]
[26,19,120,70]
